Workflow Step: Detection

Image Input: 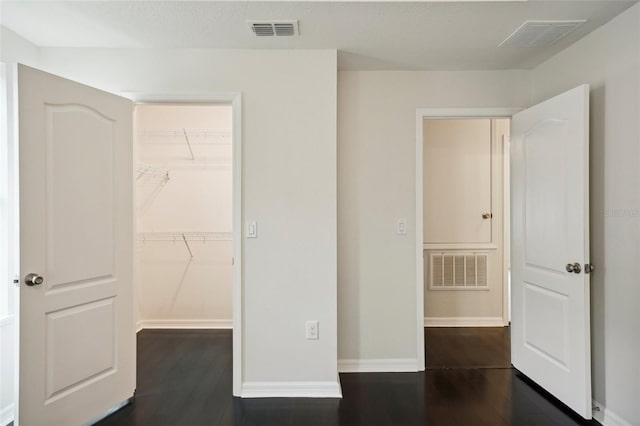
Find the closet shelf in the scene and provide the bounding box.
[138,232,232,258]
[137,232,232,242]
[137,128,232,145]
[136,163,170,184]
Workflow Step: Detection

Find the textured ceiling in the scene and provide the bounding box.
[1,1,636,70]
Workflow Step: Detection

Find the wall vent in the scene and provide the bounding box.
[429,252,488,290]
[248,21,299,37]
[499,20,586,47]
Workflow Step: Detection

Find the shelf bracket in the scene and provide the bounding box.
[182,128,195,160]
[182,233,194,258]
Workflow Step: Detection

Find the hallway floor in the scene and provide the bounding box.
[96,329,596,426]
[425,326,511,369]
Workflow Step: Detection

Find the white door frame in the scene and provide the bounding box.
[1,62,20,426]
[415,107,521,368]
[127,92,243,397]
[3,63,21,426]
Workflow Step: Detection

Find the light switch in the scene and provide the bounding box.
[247,221,257,238]
[397,218,407,235]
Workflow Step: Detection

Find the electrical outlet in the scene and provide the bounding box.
[306,320,319,340]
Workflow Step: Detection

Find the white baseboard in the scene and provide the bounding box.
[592,400,633,426]
[424,317,505,327]
[338,358,418,373]
[0,403,14,426]
[136,319,232,332]
[241,381,342,398]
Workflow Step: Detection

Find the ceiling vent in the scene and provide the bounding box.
[499,20,586,47]
[248,21,299,37]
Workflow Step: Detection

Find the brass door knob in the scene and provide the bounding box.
[482,213,493,219]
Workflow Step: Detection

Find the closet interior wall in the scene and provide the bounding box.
[135,105,233,328]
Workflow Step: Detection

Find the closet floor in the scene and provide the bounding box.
[96,329,596,426]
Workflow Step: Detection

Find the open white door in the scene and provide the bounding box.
[18,64,134,425]
[511,84,591,419]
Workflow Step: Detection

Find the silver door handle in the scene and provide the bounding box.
[565,263,582,274]
[25,273,44,286]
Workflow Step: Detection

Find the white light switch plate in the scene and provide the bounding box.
[247,221,257,238]
[396,218,407,235]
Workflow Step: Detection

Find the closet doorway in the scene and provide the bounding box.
[134,104,234,330]
[420,115,512,370]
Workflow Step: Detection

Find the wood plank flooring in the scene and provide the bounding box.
[425,327,511,369]
[96,329,597,426]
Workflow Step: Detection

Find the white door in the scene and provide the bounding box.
[18,64,135,425]
[511,84,591,419]
[423,119,492,245]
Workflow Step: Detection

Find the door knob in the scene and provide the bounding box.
[25,273,44,286]
[565,263,582,274]
[482,213,493,219]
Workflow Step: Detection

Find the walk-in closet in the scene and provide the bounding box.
[135,104,233,329]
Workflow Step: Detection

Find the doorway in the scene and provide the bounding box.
[134,104,234,330]
[422,116,511,369]
[416,89,593,420]
[130,94,243,399]
[415,108,519,371]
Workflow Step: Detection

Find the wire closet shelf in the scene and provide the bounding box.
[137,232,232,259]
[137,232,232,242]
[136,163,170,183]
[137,128,232,145]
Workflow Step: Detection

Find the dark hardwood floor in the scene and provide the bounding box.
[96,329,597,426]
[425,327,511,369]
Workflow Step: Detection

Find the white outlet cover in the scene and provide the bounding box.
[306,320,319,340]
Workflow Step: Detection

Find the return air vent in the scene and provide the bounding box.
[429,252,488,290]
[499,20,586,47]
[248,21,299,37]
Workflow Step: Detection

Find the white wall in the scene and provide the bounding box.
[0,60,12,426]
[35,48,339,391]
[0,26,39,67]
[136,105,233,327]
[531,4,640,424]
[0,317,14,426]
[337,71,530,365]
